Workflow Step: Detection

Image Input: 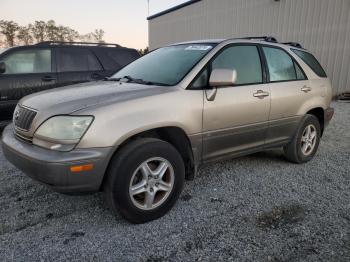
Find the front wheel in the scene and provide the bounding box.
[104,138,185,223]
[284,114,321,164]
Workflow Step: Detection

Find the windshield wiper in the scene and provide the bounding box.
[104,77,121,81]
[105,75,170,86]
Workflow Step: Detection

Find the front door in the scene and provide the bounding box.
[202,45,271,162]
[0,48,56,121]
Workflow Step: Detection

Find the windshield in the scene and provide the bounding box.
[111,44,215,86]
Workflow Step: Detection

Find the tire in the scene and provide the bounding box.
[284,114,321,164]
[104,138,185,224]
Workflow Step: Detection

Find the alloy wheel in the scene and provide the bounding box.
[129,157,175,210]
[300,124,317,156]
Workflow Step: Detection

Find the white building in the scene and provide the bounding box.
[148,0,350,95]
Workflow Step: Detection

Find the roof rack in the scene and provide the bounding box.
[235,36,304,49]
[240,36,278,43]
[35,41,121,47]
[282,42,303,48]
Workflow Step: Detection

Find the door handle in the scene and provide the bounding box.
[42,76,56,82]
[253,90,269,98]
[301,86,312,92]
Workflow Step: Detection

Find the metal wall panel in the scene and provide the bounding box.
[149,0,350,94]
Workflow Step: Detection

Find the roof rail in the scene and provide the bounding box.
[226,36,305,49]
[240,36,278,43]
[282,42,303,49]
[35,41,121,47]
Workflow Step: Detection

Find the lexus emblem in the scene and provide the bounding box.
[14,109,20,121]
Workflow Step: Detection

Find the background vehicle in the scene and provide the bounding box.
[2,37,334,223]
[338,92,350,101]
[0,42,140,125]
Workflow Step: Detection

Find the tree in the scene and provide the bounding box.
[139,47,149,56]
[0,35,5,47]
[17,25,33,45]
[66,28,79,42]
[55,26,78,42]
[46,20,58,41]
[56,26,67,41]
[31,21,46,42]
[0,20,107,46]
[92,29,104,42]
[0,20,19,46]
[79,33,94,42]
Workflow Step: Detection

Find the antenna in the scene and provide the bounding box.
[147,0,150,16]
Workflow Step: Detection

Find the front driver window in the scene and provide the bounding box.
[211,45,263,85]
[1,49,51,74]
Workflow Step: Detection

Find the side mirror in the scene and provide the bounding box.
[0,62,5,74]
[209,69,237,87]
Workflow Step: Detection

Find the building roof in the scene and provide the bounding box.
[147,0,202,20]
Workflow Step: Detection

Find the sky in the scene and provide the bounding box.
[0,0,188,49]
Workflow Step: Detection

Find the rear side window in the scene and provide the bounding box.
[91,48,140,71]
[1,49,51,74]
[292,49,327,77]
[57,48,102,72]
[263,47,307,82]
[211,45,262,85]
[107,49,140,67]
[263,47,296,82]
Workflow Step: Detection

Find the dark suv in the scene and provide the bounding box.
[0,42,140,125]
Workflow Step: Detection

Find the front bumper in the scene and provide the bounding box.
[1,124,113,193]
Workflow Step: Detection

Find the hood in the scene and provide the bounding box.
[20,81,174,114]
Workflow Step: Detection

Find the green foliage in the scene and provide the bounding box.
[0,20,107,47]
[139,47,149,56]
[0,20,19,46]
[31,20,46,42]
[17,25,33,45]
[92,29,105,43]
[46,20,57,41]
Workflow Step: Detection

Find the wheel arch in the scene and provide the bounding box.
[306,107,325,135]
[100,126,196,191]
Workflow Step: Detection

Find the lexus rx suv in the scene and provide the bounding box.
[2,37,334,223]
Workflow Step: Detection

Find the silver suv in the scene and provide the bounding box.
[2,37,334,223]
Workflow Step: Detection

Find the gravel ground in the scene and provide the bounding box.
[0,102,349,262]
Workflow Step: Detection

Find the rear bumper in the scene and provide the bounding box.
[1,124,113,193]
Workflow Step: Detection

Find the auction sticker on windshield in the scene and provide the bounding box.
[185,45,213,51]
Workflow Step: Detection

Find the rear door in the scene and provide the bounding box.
[56,47,104,87]
[0,47,56,121]
[202,44,271,161]
[261,46,310,145]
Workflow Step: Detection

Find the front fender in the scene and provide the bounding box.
[75,88,203,148]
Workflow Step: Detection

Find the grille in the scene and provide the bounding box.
[14,106,37,131]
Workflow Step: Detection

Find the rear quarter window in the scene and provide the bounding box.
[93,48,140,71]
[106,49,140,67]
[292,49,327,78]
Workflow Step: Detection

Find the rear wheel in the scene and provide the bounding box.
[284,114,321,163]
[104,138,185,223]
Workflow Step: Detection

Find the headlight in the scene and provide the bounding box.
[33,116,93,151]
